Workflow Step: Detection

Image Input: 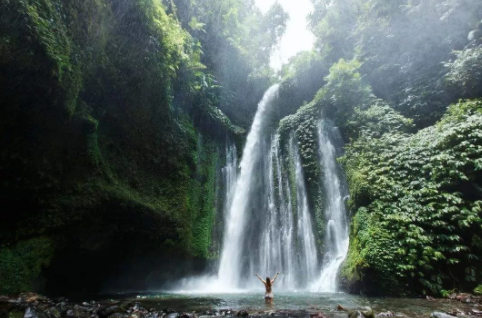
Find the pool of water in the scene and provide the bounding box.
[105,291,473,317]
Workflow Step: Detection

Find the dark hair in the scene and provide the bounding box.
[266,277,271,287]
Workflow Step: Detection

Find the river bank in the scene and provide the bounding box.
[1,292,481,318]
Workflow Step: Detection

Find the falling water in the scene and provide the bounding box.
[290,134,319,284]
[217,85,280,288]
[179,87,348,293]
[223,142,238,227]
[312,120,350,292]
[216,84,320,290]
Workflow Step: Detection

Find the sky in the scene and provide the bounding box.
[254,0,315,71]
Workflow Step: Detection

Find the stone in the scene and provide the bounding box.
[46,307,61,318]
[309,313,327,318]
[430,312,456,318]
[348,307,374,318]
[348,311,364,318]
[337,305,348,312]
[0,296,10,303]
[24,308,38,318]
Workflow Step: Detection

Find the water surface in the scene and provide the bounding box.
[108,291,470,318]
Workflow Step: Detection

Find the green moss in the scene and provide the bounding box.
[20,0,82,115]
[475,284,482,295]
[277,100,326,251]
[0,237,54,294]
[7,310,24,318]
[340,99,482,295]
[0,0,237,294]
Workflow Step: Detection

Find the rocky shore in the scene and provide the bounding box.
[1,293,481,318]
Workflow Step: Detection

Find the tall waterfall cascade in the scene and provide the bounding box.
[311,120,350,292]
[179,87,349,293]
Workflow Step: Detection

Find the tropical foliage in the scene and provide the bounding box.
[341,99,482,295]
[0,0,287,294]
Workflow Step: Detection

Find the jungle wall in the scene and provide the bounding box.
[0,0,246,296]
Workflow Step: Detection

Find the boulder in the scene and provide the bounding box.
[348,307,374,318]
[309,313,327,318]
[430,312,456,318]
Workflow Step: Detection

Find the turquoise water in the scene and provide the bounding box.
[109,291,471,317]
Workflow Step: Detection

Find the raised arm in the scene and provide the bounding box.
[271,272,280,284]
[255,273,266,284]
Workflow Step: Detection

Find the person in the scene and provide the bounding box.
[255,272,280,302]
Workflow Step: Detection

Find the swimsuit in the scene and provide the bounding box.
[265,292,273,299]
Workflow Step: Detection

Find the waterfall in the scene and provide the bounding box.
[290,134,319,285]
[216,84,319,290]
[223,142,238,227]
[273,135,295,288]
[312,120,350,292]
[179,87,349,293]
[217,84,280,287]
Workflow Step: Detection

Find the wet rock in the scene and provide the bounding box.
[0,296,10,303]
[53,299,68,304]
[236,311,248,317]
[46,307,61,318]
[7,309,25,318]
[118,304,132,313]
[166,313,179,318]
[24,308,38,318]
[376,312,393,318]
[446,309,465,316]
[430,312,456,318]
[337,305,348,312]
[348,307,374,318]
[97,306,121,318]
[20,294,44,304]
[309,313,327,318]
[163,309,175,315]
[348,311,364,318]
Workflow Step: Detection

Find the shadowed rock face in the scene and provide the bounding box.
[0,0,241,295]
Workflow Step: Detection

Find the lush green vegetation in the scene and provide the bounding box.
[1,0,482,298]
[0,0,286,294]
[340,99,482,295]
[274,0,482,296]
[308,0,482,128]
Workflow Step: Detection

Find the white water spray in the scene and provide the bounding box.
[312,120,350,292]
[178,90,349,294]
[290,134,319,284]
[217,85,281,288]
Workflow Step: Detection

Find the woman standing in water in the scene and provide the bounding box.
[255,272,280,302]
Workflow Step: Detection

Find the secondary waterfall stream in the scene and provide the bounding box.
[179,86,349,292]
[312,120,350,292]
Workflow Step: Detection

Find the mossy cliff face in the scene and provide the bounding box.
[0,0,240,295]
[277,103,324,252]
